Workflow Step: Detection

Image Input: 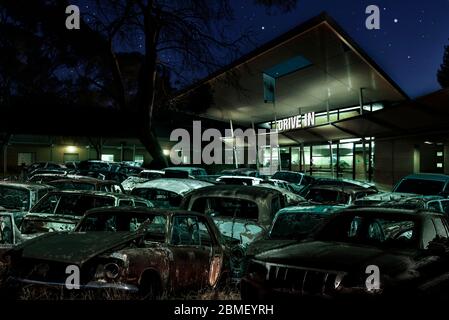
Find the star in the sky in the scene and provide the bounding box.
[394,19,399,23]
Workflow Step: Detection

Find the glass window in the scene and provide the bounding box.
[119,200,133,207]
[0,214,14,244]
[191,197,258,220]
[270,212,328,240]
[394,179,445,195]
[433,218,448,239]
[0,186,30,210]
[422,218,438,249]
[441,200,449,214]
[77,212,166,241]
[171,216,200,246]
[101,154,114,162]
[317,214,417,249]
[32,194,115,216]
[131,188,182,208]
[427,201,442,213]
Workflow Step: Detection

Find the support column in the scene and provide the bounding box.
[329,141,334,178]
[352,143,356,180]
[3,144,7,175]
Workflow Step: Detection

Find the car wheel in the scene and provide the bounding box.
[139,272,162,300]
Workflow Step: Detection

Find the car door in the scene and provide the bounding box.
[168,214,218,290]
[0,213,18,261]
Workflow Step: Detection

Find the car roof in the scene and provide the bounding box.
[45,189,137,199]
[186,184,282,199]
[50,178,118,184]
[273,170,304,175]
[276,205,343,216]
[217,175,262,180]
[337,207,445,219]
[0,181,54,191]
[133,178,212,195]
[309,185,370,192]
[84,206,208,218]
[401,173,449,181]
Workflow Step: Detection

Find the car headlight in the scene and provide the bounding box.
[104,263,121,280]
[94,262,122,281]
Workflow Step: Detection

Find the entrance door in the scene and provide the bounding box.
[63,153,79,163]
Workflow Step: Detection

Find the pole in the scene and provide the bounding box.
[329,141,334,178]
[230,119,238,169]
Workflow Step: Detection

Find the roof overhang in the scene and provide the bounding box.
[176,13,408,131]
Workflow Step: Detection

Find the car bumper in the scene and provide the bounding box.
[11,278,139,293]
[240,277,382,301]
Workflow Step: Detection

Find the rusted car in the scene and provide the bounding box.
[0,182,54,223]
[6,207,230,299]
[181,185,290,279]
[304,185,378,206]
[241,208,449,301]
[131,178,212,209]
[20,190,153,237]
[48,178,124,193]
[353,194,449,215]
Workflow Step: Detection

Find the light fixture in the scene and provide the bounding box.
[66,146,77,153]
[424,141,434,145]
[339,138,361,144]
[163,149,170,156]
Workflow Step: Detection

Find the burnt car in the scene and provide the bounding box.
[304,185,378,206]
[354,194,449,215]
[131,178,212,209]
[241,208,449,301]
[20,190,153,237]
[48,178,124,193]
[7,207,230,299]
[0,182,54,223]
[181,185,289,278]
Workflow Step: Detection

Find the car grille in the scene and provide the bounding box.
[265,263,345,296]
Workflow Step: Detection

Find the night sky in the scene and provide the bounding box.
[228,0,449,99]
[75,0,449,99]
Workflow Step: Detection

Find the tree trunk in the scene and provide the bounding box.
[136,3,167,169]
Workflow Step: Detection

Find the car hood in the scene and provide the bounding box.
[246,239,299,257]
[254,241,421,275]
[14,231,143,265]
